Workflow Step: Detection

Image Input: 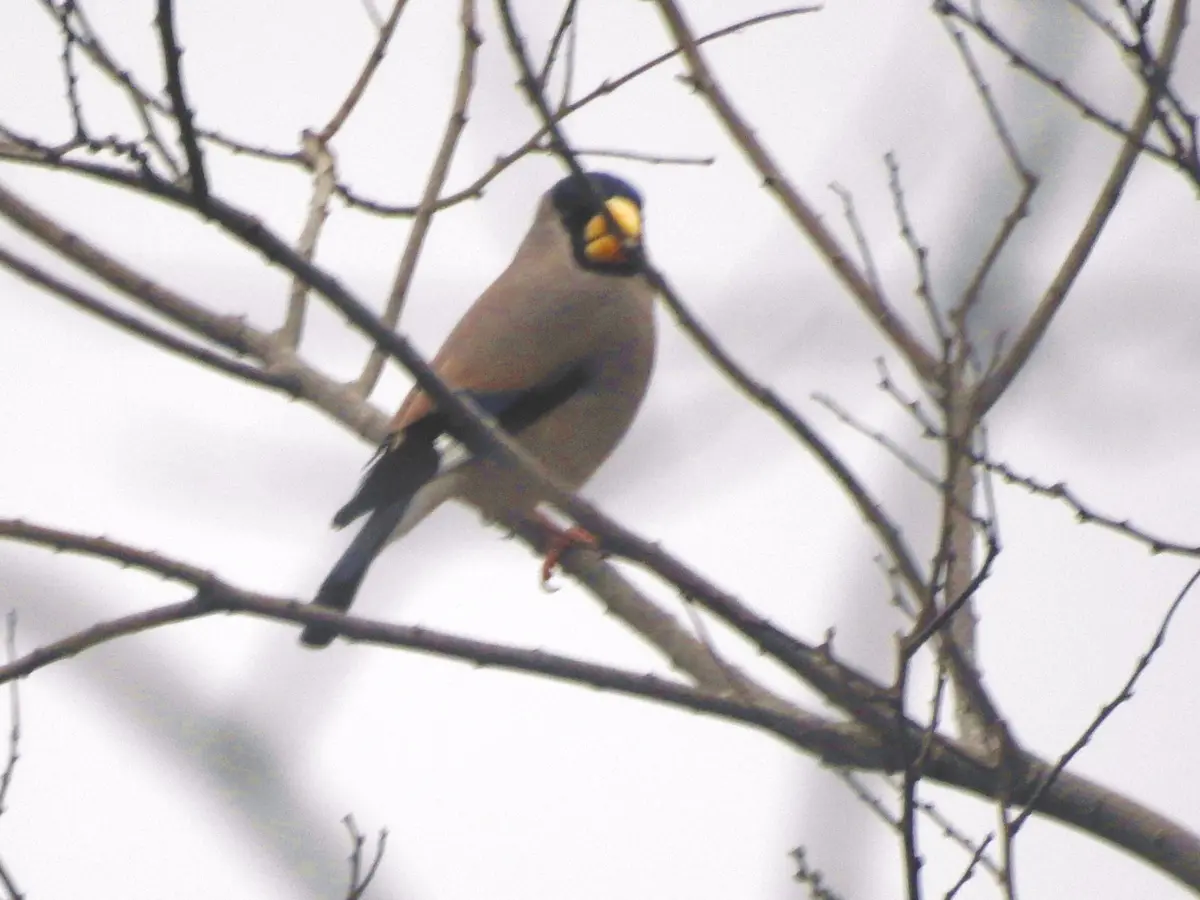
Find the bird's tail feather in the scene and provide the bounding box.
[386,470,463,548]
[300,500,409,648]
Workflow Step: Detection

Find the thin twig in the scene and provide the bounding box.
[1011,566,1200,834]
[343,815,389,900]
[839,772,1002,882]
[354,0,480,399]
[34,0,298,167]
[828,181,884,301]
[886,152,945,343]
[998,801,1017,900]
[0,614,19,814]
[944,833,996,898]
[559,0,579,111]
[940,18,1038,329]
[332,4,807,217]
[279,132,337,349]
[538,0,578,91]
[937,1,1178,169]
[155,0,207,199]
[812,392,945,493]
[55,0,88,144]
[320,0,411,142]
[922,417,1200,561]
[0,856,22,900]
[569,145,713,166]
[942,20,1035,186]
[790,846,847,900]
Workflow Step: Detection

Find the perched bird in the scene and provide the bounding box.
[300,172,656,648]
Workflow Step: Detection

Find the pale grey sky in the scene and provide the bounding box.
[1,1,1199,898]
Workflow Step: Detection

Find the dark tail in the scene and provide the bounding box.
[301,422,442,649]
[300,500,410,648]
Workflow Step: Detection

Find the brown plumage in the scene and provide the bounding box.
[301,172,656,648]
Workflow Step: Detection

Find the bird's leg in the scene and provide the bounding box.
[534,512,599,588]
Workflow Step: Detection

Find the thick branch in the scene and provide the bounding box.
[0,243,302,397]
[4,519,1199,888]
[0,519,872,769]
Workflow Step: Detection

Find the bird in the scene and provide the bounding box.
[300,171,656,648]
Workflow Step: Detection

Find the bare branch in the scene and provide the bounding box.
[0,179,253,353]
[828,181,884,302]
[940,17,1039,331]
[0,162,809,711]
[886,152,946,344]
[789,846,847,900]
[343,815,389,900]
[1011,566,1200,834]
[570,145,713,166]
[538,0,578,93]
[355,0,480,398]
[937,2,1179,168]
[320,0,411,142]
[0,175,387,439]
[278,133,337,349]
[0,243,303,397]
[0,519,879,769]
[0,614,19,815]
[0,856,22,900]
[54,0,88,144]
[155,0,208,199]
[331,4,818,218]
[653,0,942,385]
[942,20,1036,187]
[972,0,1187,418]
[944,833,996,898]
[495,0,940,732]
[813,392,945,492]
[34,0,296,168]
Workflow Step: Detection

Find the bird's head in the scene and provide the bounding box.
[550,171,644,276]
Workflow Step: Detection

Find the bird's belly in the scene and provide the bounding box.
[456,374,647,519]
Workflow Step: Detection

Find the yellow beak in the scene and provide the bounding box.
[583,196,642,263]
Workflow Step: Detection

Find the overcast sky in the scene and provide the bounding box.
[1,1,1199,898]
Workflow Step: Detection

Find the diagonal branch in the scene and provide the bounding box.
[0,243,302,397]
[1010,566,1200,834]
[0,177,387,441]
[494,0,945,724]
[0,166,775,705]
[319,0,412,143]
[354,0,480,398]
[4,135,917,736]
[972,0,1187,418]
[0,613,18,816]
[652,0,941,385]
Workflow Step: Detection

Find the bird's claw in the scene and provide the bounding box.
[540,525,599,590]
